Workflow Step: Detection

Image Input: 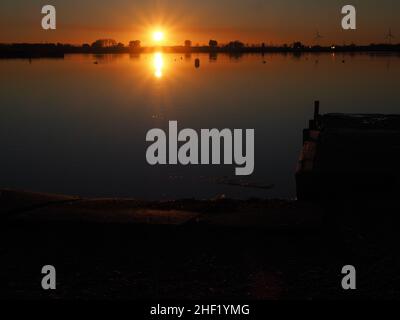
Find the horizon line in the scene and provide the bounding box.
[1,41,400,47]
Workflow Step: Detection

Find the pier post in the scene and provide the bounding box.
[314,100,320,129]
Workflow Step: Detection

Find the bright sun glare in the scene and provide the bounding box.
[153,31,164,42]
[153,52,164,78]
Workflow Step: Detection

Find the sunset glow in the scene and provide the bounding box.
[153,31,164,43]
[0,1,399,45]
[153,52,164,78]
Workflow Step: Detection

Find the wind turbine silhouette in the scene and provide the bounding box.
[385,28,395,44]
[314,30,323,45]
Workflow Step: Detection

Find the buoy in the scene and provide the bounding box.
[195,58,200,68]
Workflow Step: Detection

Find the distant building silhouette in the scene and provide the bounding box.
[184,40,192,47]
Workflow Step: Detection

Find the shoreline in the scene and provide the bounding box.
[1,43,400,59]
[1,188,321,229]
[2,188,400,299]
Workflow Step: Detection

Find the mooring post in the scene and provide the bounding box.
[314,100,320,128]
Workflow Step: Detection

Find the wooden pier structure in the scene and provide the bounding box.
[296,101,400,205]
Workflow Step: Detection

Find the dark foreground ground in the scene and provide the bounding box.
[1,189,400,300]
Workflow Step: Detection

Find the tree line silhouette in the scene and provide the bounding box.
[1,39,399,58]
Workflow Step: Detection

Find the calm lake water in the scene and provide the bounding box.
[1,52,399,199]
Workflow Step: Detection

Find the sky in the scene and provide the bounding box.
[0,0,399,46]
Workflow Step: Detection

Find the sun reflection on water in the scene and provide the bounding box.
[153,52,164,78]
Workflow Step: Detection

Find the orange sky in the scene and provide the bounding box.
[0,0,399,46]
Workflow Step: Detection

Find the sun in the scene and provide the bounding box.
[153,31,164,43]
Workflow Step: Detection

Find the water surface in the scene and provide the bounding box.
[1,52,399,199]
